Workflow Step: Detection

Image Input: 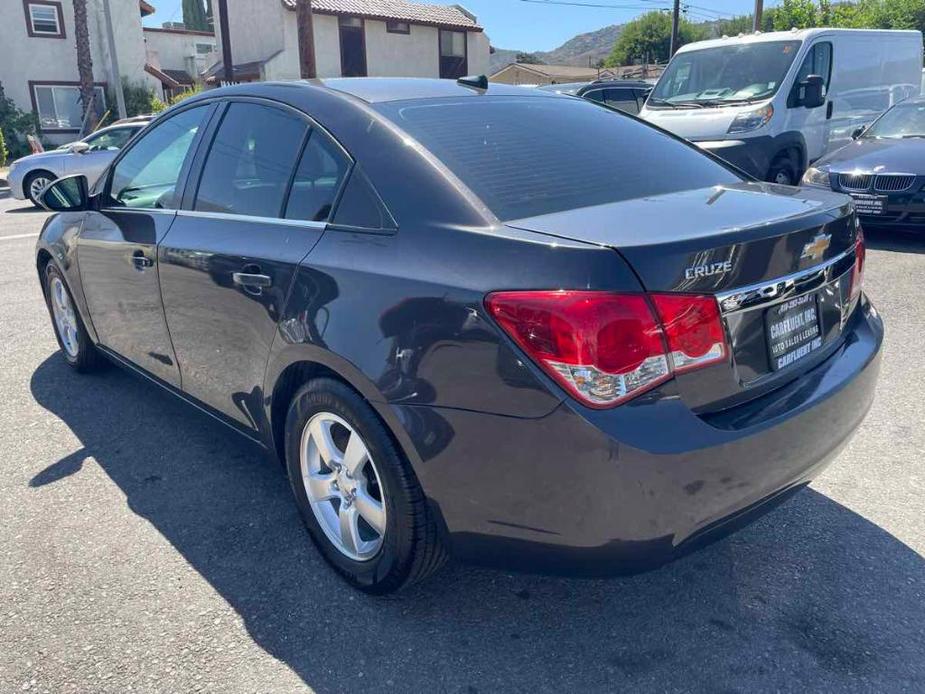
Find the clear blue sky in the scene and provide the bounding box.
[143,0,768,52]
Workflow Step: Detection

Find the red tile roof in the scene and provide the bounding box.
[280,0,482,31]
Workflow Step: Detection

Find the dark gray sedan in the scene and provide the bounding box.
[802,97,925,228]
[35,78,880,593]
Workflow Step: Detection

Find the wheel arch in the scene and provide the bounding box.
[769,131,808,178]
[264,348,424,475]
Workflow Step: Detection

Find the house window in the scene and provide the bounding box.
[24,1,65,38]
[439,30,467,79]
[195,42,215,55]
[31,83,106,132]
[386,21,410,35]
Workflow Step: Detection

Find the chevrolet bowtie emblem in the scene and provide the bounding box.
[801,233,831,261]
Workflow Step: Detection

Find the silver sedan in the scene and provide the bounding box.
[9,122,146,205]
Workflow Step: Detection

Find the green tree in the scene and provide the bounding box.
[516,52,545,65]
[605,12,707,66]
[0,84,39,160]
[183,0,209,31]
[0,129,8,168]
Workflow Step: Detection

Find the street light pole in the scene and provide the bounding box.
[101,0,126,119]
[669,0,681,58]
[217,0,234,84]
[753,0,764,31]
[297,0,317,79]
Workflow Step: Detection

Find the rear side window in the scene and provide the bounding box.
[602,88,640,114]
[195,102,308,218]
[284,130,350,223]
[377,97,741,220]
[332,167,396,230]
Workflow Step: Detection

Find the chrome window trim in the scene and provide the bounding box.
[715,246,855,315]
[175,209,328,230]
[98,206,178,216]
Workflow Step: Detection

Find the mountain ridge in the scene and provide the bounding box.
[490,23,624,73]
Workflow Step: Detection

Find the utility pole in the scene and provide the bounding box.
[753,0,764,31]
[101,0,126,119]
[217,0,234,84]
[297,0,317,79]
[669,0,681,58]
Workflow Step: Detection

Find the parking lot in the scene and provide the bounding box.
[0,189,922,692]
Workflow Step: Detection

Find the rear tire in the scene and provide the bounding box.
[285,378,447,593]
[25,170,56,207]
[767,154,798,186]
[43,263,105,373]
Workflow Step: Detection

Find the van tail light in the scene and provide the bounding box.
[485,290,727,409]
[850,229,865,304]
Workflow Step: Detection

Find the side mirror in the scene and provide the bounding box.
[798,74,825,108]
[852,126,866,139]
[68,141,90,154]
[39,175,89,212]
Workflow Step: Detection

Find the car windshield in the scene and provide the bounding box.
[650,40,801,106]
[863,102,925,139]
[376,96,741,220]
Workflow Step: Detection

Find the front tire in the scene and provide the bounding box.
[767,154,798,186]
[43,263,105,372]
[25,170,56,207]
[284,378,447,593]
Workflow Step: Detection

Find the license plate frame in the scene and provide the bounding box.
[850,193,888,216]
[765,292,823,372]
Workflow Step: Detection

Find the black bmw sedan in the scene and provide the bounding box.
[35,78,881,593]
[802,97,925,229]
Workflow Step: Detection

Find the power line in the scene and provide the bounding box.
[519,0,670,9]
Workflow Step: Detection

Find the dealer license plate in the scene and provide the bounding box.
[765,292,823,371]
[850,193,887,216]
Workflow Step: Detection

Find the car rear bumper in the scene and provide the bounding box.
[396,298,883,575]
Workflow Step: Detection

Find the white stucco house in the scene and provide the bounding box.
[143,25,218,100]
[0,0,161,144]
[207,0,490,84]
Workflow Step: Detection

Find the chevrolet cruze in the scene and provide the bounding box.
[35,78,881,593]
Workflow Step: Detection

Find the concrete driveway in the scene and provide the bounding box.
[0,192,922,692]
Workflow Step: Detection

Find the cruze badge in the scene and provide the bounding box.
[685,260,733,280]
[801,233,831,261]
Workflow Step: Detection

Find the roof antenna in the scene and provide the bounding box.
[457,74,488,92]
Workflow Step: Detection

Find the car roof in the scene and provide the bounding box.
[582,79,651,89]
[318,77,559,103]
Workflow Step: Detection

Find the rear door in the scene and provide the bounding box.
[158,99,351,429]
[77,104,214,386]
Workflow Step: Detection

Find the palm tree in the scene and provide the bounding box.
[73,0,97,134]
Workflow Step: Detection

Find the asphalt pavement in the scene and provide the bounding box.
[0,189,922,693]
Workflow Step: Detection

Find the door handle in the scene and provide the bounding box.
[232,272,272,288]
[826,101,834,119]
[131,251,154,270]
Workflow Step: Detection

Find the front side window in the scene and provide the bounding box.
[650,40,801,106]
[439,30,467,79]
[284,131,350,223]
[32,84,105,131]
[83,127,138,152]
[792,42,832,99]
[106,105,209,209]
[377,96,741,220]
[195,102,308,218]
[26,1,64,38]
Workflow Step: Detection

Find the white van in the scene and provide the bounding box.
[640,28,923,184]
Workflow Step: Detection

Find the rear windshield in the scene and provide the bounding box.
[376,96,741,220]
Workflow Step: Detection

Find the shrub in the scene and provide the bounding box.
[169,84,204,106]
[0,129,7,168]
[0,89,39,161]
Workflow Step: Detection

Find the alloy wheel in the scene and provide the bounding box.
[50,277,79,358]
[29,176,52,203]
[300,412,387,561]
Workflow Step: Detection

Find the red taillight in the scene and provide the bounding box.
[485,290,727,409]
[850,229,865,303]
[650,293,728,374]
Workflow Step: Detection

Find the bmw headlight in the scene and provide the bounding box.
[801,166,832,189]
[727,104,774,134]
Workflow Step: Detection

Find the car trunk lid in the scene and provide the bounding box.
[506,182,861,412]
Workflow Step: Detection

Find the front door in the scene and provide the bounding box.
[158,100,351,430]
[77,104,213,386]
[789,41,833,162]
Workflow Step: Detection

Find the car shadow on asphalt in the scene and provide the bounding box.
[864,228,925,254]
[29,354,925,692]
